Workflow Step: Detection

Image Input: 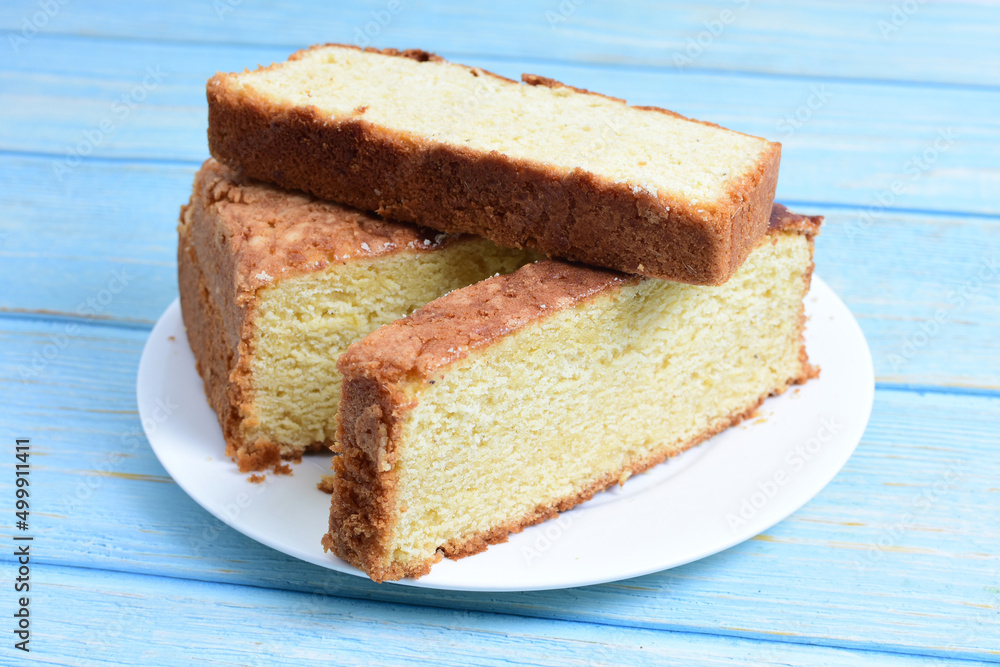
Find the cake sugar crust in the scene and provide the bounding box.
[207,44,781,285]
[190,158,469,293]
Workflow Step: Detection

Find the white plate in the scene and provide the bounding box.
[138,276,873,592]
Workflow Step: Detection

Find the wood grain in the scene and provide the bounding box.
[29,564,996,666]
[0,318,997,659]
[1,0,998,85]
[2,154,997,389]
[1,1,998,663]
[4,36,998,216]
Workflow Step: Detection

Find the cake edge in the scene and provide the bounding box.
[179,158,540,472]
[336,203,821,387]
[324,214,821,582]
[206,43,781,285]
[178,204,325,474]
[189,158,488,294]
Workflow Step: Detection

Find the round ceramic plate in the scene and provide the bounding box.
[137,276,873,592]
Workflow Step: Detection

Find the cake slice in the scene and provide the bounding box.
[323,204,821,582]
[177,159,535,472]
[207,44,781,285]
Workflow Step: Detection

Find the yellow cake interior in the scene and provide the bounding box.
[383,232,811,569]
[247,240,533,451]
[230,46,770,205]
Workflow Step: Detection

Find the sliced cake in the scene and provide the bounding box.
[177,159,535,472]
[323,204,821,582]
[207,44,781,285]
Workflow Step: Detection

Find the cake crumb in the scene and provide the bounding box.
[255,270,273,281]
[167,335,176,341]
[317,474,337,494]
[247,473,266,484]
[274,463,293,476]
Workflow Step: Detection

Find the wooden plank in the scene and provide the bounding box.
[23,564,985,666]
[3,36,999,215]
[0,156,191,326]
[1,318,997,660]
[1,3,995,663]
[2,155,997,388]
[1,0,998,86]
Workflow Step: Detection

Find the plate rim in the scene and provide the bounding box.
[137,274,874,592]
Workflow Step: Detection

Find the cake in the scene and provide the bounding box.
[177,159,535,472]
[323,204,821,582]
[207,44,781,285]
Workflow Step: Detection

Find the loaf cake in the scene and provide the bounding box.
[323,204,821,582]
[207,44,781,285]
[177,159,535,472]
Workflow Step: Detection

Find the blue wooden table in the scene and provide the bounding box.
[2,1,998,664]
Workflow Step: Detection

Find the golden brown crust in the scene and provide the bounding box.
[338,204,820,388]
[769,202,824,236]
[317,474,337,494]
[190,158,469,294]
[207,44,781,285]
[322,376,409,580]
[520,72,626,103]
[327,211,821,581]
[178,159,464,473]
[177,218,247,455]
[337,260,639,388]
[178,199,300,473]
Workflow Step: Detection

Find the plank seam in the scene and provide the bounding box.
[4,31,1000,93]
[0,306,998,396]
[0,148,203,169]
[6,558,998,664]
[2,150,998,222]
